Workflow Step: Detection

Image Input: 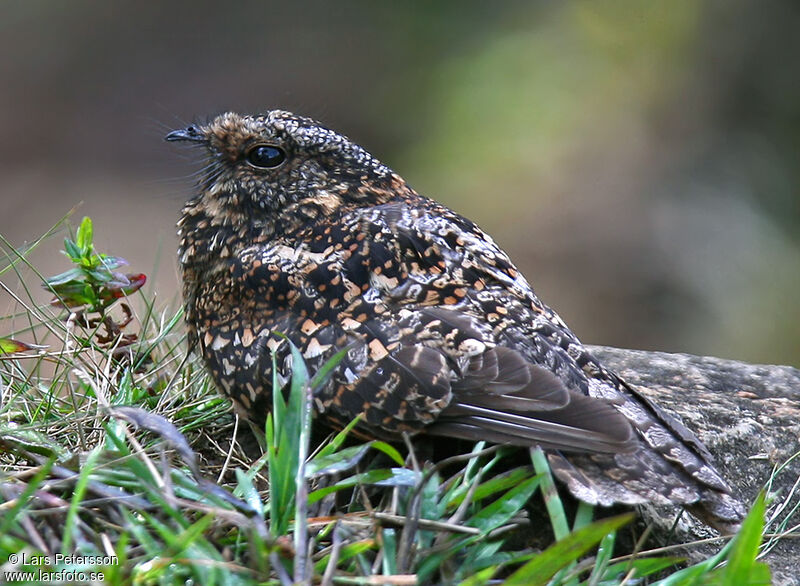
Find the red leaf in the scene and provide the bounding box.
[0,338,47,354]
[101,273,147,301]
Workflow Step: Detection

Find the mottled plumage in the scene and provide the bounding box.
[167,110,744,530]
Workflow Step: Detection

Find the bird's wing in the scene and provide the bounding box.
[259,282,639,454]
[339,200,731,465]
[401,307,636,453]
[299,201,630,451]
[316,300,636,453]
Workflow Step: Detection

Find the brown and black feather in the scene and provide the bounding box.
[169,110,744,531]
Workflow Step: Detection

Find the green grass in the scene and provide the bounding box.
[0,216,786,584]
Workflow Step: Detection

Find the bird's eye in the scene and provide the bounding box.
[245,145,286,169]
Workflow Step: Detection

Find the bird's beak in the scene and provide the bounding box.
[165,125,207,143]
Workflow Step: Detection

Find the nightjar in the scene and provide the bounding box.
[167,110,744,531]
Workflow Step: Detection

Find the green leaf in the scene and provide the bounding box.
[45,266,85,286]
[602,556,685,581]
[313,539,376,574]
[466,474,541,534]
[0,338,46,354]
[64,237,82,261]
[746,563,774,584]
[265,337,315,538]
[448,467,532,508]
[572,500,594,531]
[458,540,510,580]
[88,268,115,284]
[47,281,96,308]
[381,528,398,576]
[418,469,446,541]
[231,451,269,503]
[653,551,728,586]
[76,216,93,254]
[0,424,67,459]
[654,493,770,586]
[270,352,283,438]
[587,527,616,583]
[505,514,634,585]
[369,440,405,466]
[97,254,128,271]
[308,468,417,504]
[306,442,376,477]
[459,566,496,586]
[531,447,569,541]
[313,416,361,461]
[309,345,350,391]
[721,491,770,585]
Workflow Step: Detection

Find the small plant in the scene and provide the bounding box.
[44,215,145,348]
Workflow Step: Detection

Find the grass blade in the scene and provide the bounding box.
[505,513,634,585]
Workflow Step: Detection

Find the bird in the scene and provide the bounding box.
[167,110,744,531]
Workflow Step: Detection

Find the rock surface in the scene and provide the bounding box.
[589,346,800,585]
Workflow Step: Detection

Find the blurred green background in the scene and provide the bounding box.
[1,1,798,365]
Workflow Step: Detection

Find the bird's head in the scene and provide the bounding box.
[166,110,399,215]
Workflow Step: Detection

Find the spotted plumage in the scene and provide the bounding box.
[167,110,744,530]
